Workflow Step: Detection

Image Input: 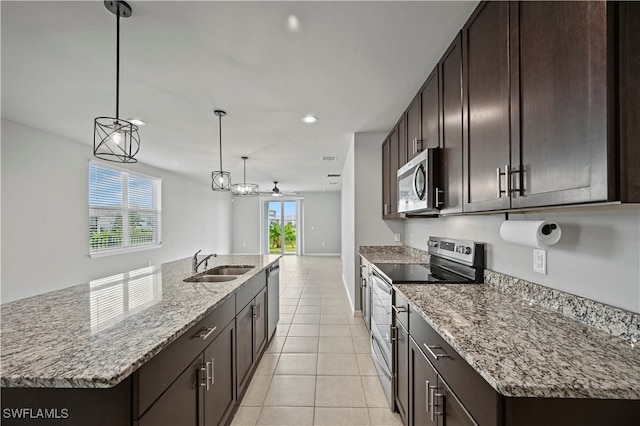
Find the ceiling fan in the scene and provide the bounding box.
[271,181,298,197]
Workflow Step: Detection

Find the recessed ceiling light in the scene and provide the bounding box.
[302,115,318,124]
[128,118,146,126]
[287,15,300,32]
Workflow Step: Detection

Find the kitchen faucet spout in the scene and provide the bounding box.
[192,251,216,274]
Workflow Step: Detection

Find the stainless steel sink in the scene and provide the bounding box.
[183,275,237,283]
[204,265,254,276]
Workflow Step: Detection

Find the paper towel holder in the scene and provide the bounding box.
[541,223,557,236]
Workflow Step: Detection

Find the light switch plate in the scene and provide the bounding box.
[533,249,547,274]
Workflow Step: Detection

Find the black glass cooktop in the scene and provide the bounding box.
[372,263,474,284]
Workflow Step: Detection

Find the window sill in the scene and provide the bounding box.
[89,243,163,259]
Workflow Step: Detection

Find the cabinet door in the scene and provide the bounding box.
[398,115,408,167]
[137,357,199,426]
[254,287,268,359]
[406,93,422,160]
[439,34,463,214]
[389,126,400,215]
[409,338,440,426]
[421,68,439,151]
[382,138,391,216]
[462,1,511,212]
[442,380,478,426]
[203,320,236,426]
[394,323,409,425]
[236,301,254,397]
[510,1,609,208]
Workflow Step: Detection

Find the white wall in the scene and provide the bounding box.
[404,207,640,313]
[341,137,356,310]
[303,192,341,255]
[341,131,405,311]
[1,119,232,302]
[231,196,262,254]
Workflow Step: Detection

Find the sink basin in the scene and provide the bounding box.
[184,275,237,283]
[205,265,254,276]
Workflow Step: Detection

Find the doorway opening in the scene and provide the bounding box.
[265,199,301,255]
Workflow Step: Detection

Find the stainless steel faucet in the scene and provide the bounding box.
[192,250,216,274]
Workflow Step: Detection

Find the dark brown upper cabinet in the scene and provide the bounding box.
[463,1,640,213]
[382,122,404,219]
[462,1,512,213]
[421,68,440,152]
[439,33,463,215]
[406,93,422,161]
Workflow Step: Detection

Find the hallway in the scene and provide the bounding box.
[230,256,402,426]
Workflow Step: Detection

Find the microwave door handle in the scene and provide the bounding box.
[412,165,421,199]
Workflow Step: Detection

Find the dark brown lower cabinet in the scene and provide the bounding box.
[394,322,409,425]
[409,337,477,426]
[236,286,268,399]
[202,319,236,426]
[136,357,200,426]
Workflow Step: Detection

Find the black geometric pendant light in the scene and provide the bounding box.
[211,110,232,191]
[93,0,140,163]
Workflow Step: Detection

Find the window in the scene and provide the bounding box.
[89,162,161,255]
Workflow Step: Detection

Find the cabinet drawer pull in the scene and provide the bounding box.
[423,343,450,360]
[193,326,218,340]
[210,357,215,386]
[430,387,444,421]
[425,380,430,413]
[392,305,407,314]
[199,361,212,391]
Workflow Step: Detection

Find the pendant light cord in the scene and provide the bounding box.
[115,4,120,120]
[219,114,223,172]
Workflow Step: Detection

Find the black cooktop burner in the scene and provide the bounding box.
[372,263,475,284]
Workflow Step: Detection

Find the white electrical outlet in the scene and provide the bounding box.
[533,249,547,274]
[394,233,401,242]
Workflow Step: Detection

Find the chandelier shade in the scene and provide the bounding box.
[93,1,140,163]
[211,109,232,191]
[231,156,259,196]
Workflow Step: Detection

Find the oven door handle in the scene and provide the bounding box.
[371,273,392,294]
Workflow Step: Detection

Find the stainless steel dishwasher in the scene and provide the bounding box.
[266,261,280,340]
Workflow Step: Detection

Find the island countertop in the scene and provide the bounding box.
[395,283,640,400]
[0,254,280,389]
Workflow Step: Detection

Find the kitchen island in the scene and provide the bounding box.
[1,254,280,425]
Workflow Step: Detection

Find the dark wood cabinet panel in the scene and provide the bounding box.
[253,287,268,359]
[510,1,609,208]
[395,322,409,425]
[406,93,422,160]
[203,320,236,426]
[398,115,408,167]
[439,33,464,214]
[389,126,400,216]
[462,1,511,212]
[409,337,440,426]
[382,138,390,216]
[136,358,199,426]
[421,68,440,151]
[236,300,254,397]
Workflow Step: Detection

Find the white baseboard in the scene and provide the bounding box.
[303,252,341,256]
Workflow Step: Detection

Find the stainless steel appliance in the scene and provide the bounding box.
[369,237,485,408]
[397,147,442,214]
[360,259,371,331]
[266,262,280,340]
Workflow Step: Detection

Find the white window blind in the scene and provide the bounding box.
[89,162,162,254]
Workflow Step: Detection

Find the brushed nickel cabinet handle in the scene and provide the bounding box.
[193,326,218,340]
[423,343,450,360]
[496,167,506,198]
[425,380,430,413]
[210,357,215,386]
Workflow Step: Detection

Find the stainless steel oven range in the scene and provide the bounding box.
[369,237,485,409]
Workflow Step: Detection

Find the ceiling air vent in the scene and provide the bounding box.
[327,174,341,178]
[321,156,337,162]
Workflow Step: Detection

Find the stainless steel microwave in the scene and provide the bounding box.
[397,148,442,214]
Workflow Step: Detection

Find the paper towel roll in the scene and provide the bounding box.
[499,220,561,248]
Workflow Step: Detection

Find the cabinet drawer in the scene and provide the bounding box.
[393,290,409,330]
[236,270,266,314]
[409,309,501,426]
[133,295,235,418]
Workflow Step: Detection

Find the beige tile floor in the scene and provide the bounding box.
[231,256,403,426]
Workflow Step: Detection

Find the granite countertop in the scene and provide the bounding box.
[0,254,280,389]
[359,245,428,264]
[395,283,640,400]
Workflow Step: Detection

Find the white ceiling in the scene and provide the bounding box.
[1,1,478,193]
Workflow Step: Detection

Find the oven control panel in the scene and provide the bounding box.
[427,237,484,267]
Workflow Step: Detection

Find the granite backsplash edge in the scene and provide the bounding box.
[485,270,640,342]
